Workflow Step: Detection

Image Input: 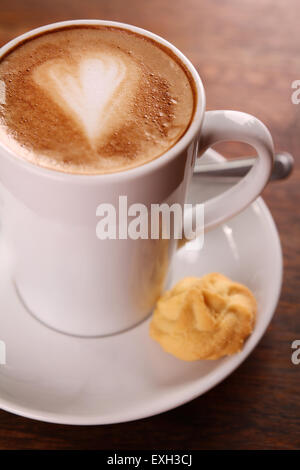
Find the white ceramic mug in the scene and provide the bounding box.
[0,20,274,336]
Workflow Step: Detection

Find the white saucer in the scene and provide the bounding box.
[0,149,282,425]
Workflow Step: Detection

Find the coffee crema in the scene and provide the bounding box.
[0,26,196,174]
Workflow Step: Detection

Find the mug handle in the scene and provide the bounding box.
[184,110,274,237]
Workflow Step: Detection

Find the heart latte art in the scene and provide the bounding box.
[33,54,135,146]
[0,26,195,174]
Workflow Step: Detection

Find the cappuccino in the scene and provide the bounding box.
[0,26,196,174]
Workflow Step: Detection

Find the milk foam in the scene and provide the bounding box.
[0,26,195,174]
[33,55,129,145]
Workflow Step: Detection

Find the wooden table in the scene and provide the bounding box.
[0,0,299,450]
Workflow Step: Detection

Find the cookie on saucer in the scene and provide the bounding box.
[149,273,257,360]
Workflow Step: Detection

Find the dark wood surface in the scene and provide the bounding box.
[0,0,299,450]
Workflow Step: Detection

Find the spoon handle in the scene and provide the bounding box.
[194,152,294,181]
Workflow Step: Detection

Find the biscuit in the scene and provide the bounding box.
[149,273,257,360]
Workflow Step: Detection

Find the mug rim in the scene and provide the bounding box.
[0,19,206,182]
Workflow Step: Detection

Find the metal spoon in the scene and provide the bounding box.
[193,151,294,181]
